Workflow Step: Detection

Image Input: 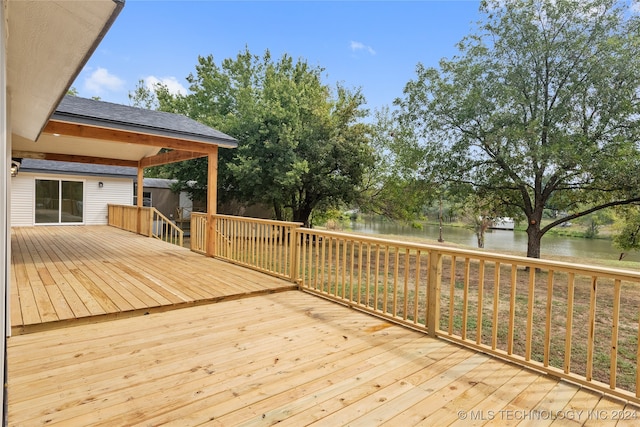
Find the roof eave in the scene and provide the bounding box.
[50,111,239,149]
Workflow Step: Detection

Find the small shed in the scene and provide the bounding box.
[140,178,203,222]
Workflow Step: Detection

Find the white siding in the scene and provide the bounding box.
[85,177,133,225]
[11,172,133,226]
[10,174,34,226]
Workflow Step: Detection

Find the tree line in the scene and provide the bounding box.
[130,0,640,260]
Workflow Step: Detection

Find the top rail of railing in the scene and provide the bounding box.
[295,227,640,281]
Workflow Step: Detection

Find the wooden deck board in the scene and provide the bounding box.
[7,291,630,426]
[10,226,296,333]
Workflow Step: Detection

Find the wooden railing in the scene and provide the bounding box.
[150,208,183,247]
[108,204,148,235]
[191,213,302,280]
[108,204,183,247]
[190,212,208,255]
[188,214,640,404]
[294,227,640,405]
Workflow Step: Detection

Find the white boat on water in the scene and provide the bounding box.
[491,217,515,230]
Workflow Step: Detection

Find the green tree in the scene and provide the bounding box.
[358,107,435,221]
[138,49,374,227]
[395,0,640,258]
[129,79,159,110]
[613,206,640,260]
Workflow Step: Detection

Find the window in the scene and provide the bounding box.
[35,179,84,224]
[133,186,152,207]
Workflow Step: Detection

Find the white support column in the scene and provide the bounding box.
[1,2,9,422]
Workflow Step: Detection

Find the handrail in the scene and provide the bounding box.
[150,208,184,247]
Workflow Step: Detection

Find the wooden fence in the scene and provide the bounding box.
[190,215,640,405]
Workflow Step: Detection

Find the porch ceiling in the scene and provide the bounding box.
[7,0,123,141]
[12,132,160,163]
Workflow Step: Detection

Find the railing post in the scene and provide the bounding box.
[289,226,301,284]
[206,214,216,257]
[427,250,443,336]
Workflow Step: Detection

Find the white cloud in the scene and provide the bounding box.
[83,67,125,95]
[144,75,188,96]
[350,40,376,55]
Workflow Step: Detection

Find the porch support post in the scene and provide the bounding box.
[206,147,218,257]
[136,165,144,235]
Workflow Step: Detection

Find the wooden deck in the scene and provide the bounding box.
[10,226,296,334]
[8,291,639,426]
[7,225,640,425]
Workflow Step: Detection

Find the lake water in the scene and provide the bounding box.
[348,219,640,263]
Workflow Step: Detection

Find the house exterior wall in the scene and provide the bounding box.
[11,173,133,226]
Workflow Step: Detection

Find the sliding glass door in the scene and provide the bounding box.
[35,179,84,224]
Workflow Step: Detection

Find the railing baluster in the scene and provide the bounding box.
[366,244,371,308]
[564,273,575,374]
[449,256,456,335]
[508,264,517,355]
[328,237,334,295]
[476,260,485,345]
[404,248,410,321]
[491,261,500,350]
[383,245,390,313]
[374,244,380,311]
[525,266,536,361]
[544,270,554,367]
[586,276,598,382]
[320,236,327,293]
[314,235,320,290]
[414,250,421,324]
[462,258,470,340]
[611,279,621,390]
[393,247,399,317]
[336,239,347,299]
[357,242,363,305]
[350,241,356,302]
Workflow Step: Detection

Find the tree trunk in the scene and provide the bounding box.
[293,205,313,228]
[273,202,284,222]
[526,223,542,258]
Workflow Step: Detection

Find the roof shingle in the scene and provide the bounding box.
[53,96,238,148]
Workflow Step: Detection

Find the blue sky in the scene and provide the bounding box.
[74,1,482,113]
